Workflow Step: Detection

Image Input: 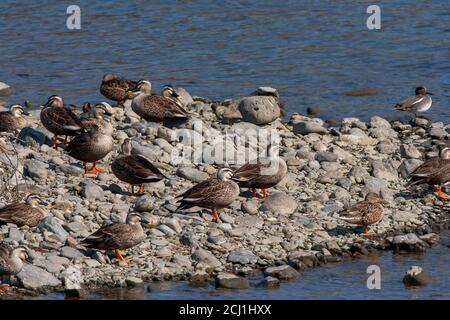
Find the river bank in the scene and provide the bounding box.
[1,88,449,299]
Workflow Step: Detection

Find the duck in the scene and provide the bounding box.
[232,143,287,199]
[80,102,114,136]
[40,95,85,148]
[339,192,386,235]
[131,80,188,123]
[395,86,433,122]
[100,73,137,105]
[0,104,30,132]
[0,243,28,292]
[176,168,240,222]
[65,125,113,174]
[407,144,450,200]
[111,139,167,194]
[80,213,145,265]
[0,194,49,227]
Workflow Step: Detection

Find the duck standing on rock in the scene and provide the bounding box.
[395,86,433,123]
[111,139,167,194]
[100,73,137,107]
[65,125,113,174]
[176,168,240,222]
[407,145,450,200]
[0,243,28,293]
[80,102,114,136]
[339,192,386,235]
[0,194,49,227]
[0,104,30,132]
[232,144,287,199]
[80,213,145,265]
[40,95,85,148]
[131,80,188,123]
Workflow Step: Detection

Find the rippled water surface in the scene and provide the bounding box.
[0,1,449,121]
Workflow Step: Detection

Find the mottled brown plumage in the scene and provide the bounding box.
[0,194,48,227]
[407,146,450,199]
[65,126,113,174]
[80,102,114,136]
[131,81,188,123]
[111,139,166,194]
[0,104,29,132]
[40,95,85,147]
[80,214,145,264]
[176,168,240,222]
[339,193,386,234]
[233,144,287,199]
[100,73,137,102]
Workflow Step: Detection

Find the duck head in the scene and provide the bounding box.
[42,95,64,108]
[12,246,28,261]
[126,213,142,225]
[25,194,49,208]
[415,86,433,95]
[133,80,152,94]
[102,73,118,82]
[161,85,183,107]
[9,104,30,116]
[217,167,235,181]
[120,138,133,156]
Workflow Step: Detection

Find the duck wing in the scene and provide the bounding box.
[81,223,131,249]
[119,155,167,181]
[395,95,425,111]
[0,203,30,226]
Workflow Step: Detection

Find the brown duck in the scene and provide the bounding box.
[40,95,85,148]
[0,104,30,132]
[232,144,287,199]
[176,168,240,222]
[407,145,450,200]
[65,126,113,174]
[80,213,145,265]
[339,193,386,235]
[111,139,167,194]
[100,73,137,105]
[131,80,188,123]
[0,243,28,292]
[80,102,114,136]
[0,194,49,227]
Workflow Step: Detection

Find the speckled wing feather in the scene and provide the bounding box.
[81,223,131,250]
[117,155,166,180]
[149,95,188,117]
[407,157,448,186]
[43,107,84,133]
[395,95,423,111]
[177,178,226,209]
[0,203,32,226]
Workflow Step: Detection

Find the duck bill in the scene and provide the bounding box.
[231,174,251,182]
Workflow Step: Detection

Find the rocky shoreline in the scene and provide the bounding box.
[1,86,449,298]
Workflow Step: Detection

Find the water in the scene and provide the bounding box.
[0,1,449,122]
[24,230,448,300]
[0,1,449,300]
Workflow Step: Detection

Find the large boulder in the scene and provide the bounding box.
[238,96,280,125]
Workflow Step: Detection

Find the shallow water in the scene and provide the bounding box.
[29,230,449,300]
[0,1,449,122]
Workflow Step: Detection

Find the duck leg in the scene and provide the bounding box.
[114,249,132,265]
[64,135,68,144]
[52,135,59,149]
[434,185,449,200]
[138,184,144,193]
[262,188,267,199]
[131,184,135,194]
[212,208,219,223]
[85,162,104,174]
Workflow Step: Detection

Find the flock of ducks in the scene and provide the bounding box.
[0,77,441,291]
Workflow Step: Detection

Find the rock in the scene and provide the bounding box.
[349,166,370,184]
[61,266,84,297]
[80,181,103,200]
[192,248,222,269]
[238,96,280,125]
[241,199,259,215]
[293,121,327,135]
[370,116,391,128]
[307,106,320,115]
[175,87,194,106]
[419,233,440,245]
[163,218,182,234]
[18,127,52,146]
[38,217,69,240]
[400,144,421,159]
[24,160,48,181]
[264,265,299,280]
[215,272,249,289]
[376,141,397,154]
[172,254,192,268]
[0,81,12,96]
[134,196,155,212]
[257,276,280,289]
[340,134,378,146]
[227,248,259,265]
[403,266,431,287]
[288,251,319,269]
[189,271,210,287]
[316,151,338,162]
[429,127,447,139]
[176,167,209,183]
[60,246,84,259]
[398,159,423,178]
[17,264,61,291]
[371,159,398,181]
[391,233,428,253]
[157,127,176,142]
[261,192,297,215]
[125,276,144,288]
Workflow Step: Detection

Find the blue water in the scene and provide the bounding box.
[0,1,449,121]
